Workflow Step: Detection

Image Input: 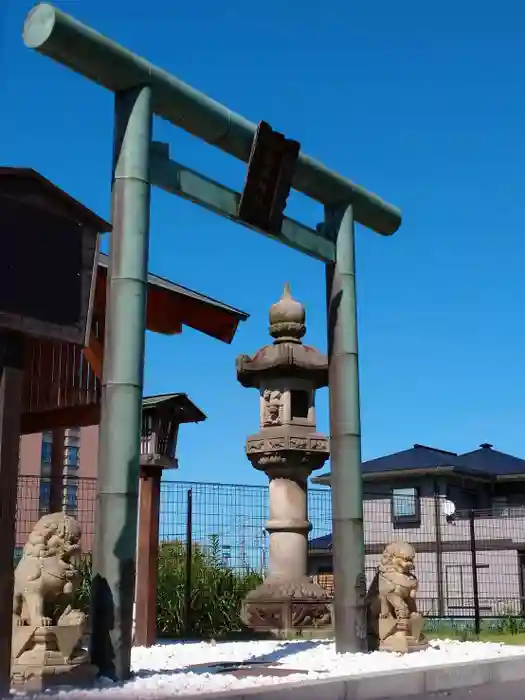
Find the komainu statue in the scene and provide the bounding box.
[365,541,428,653]
[10,512,96,692]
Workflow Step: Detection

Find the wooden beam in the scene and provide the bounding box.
[145,287,183,335]
[0,332,25,695]
[21,403,99,434]
[83,333,104,380]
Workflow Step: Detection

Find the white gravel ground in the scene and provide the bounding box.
[32,638,525,698]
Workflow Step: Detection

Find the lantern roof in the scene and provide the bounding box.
[141,393,206,424]
[236,284,328,389]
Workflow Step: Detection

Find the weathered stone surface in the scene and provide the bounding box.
[365,540,429,653]
[10,626,96,692]
[242,577,332,634]
[11,512,96,691]
[236,286,332,636]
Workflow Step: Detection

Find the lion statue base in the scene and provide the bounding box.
[10,625,97,692]
[10,512,97,692]
[365,541,429,654]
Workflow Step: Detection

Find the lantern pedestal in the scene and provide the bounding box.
[241,432,331,636]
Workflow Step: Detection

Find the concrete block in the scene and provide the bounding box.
[425,659,491,692]
[354,668,426,699]
[490,657,525,683]
[161,654,525,700]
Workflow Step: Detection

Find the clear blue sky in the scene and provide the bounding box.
[3,0,524,487]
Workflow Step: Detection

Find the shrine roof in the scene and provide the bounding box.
[0,167,112,231]
[97,253,249,344]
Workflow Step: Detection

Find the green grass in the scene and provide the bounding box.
[430,631,525,645]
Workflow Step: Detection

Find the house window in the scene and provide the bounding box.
[65,445,79,470]
[39,479,51,513]
[290,390,309,419]
[65,484,78,515]
[491,496,509,517]
[13,547,24,565]
[391,487,420,526]
[41,439,53,466]
[221,545,231,566]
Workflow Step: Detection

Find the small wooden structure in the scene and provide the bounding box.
[5,167,248,650]
[136,393,206,646]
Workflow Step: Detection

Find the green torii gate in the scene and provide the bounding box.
[22,3,402,680]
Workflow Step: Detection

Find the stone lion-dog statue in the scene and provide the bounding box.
[10,512,95,693]
[365,540,428,653]
[13,511,86,629]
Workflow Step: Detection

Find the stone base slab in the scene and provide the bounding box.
[241,577,332,634]
[11,624,97,693]
[11,661,98,693]
[155,654,525,700]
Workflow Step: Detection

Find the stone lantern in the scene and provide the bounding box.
[236,284,332,634]
[135,393,205,647]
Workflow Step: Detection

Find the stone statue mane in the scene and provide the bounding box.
[378,541,419,599]
[13,512,85,629]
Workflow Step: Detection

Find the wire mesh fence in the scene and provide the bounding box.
[15,475,525,627]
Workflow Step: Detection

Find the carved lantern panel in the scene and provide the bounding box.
[259,378,317,430]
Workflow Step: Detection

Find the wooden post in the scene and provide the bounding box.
[0,332,25,695]
[134,466,161,647]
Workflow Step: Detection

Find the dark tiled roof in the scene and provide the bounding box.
[454,444,525,476]
[309,534,332,551]
[362,444,458,474]
[314,443,525,482]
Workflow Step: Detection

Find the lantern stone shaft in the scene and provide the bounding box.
[236,285,332,634]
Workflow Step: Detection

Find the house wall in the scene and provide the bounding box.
[17,429,100,552]
[309,485,525,616]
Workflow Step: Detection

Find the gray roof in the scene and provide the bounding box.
[314,443,525,483]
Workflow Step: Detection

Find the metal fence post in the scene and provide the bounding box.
[469,509,481,635]
[433,488,445,617]
[185,488,193,636]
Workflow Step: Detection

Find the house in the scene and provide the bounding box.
[308,443,525,617]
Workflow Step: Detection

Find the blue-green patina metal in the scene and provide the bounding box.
[90,85,153,680]
[23,3,401,237]
[325,204,366,652]
[21,1,403,670]
[150,142,335,263]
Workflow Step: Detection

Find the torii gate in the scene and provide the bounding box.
[22,3,402,680]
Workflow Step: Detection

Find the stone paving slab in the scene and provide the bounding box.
[165,654,525,700]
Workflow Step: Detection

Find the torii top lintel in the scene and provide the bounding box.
[22,3,402,237]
